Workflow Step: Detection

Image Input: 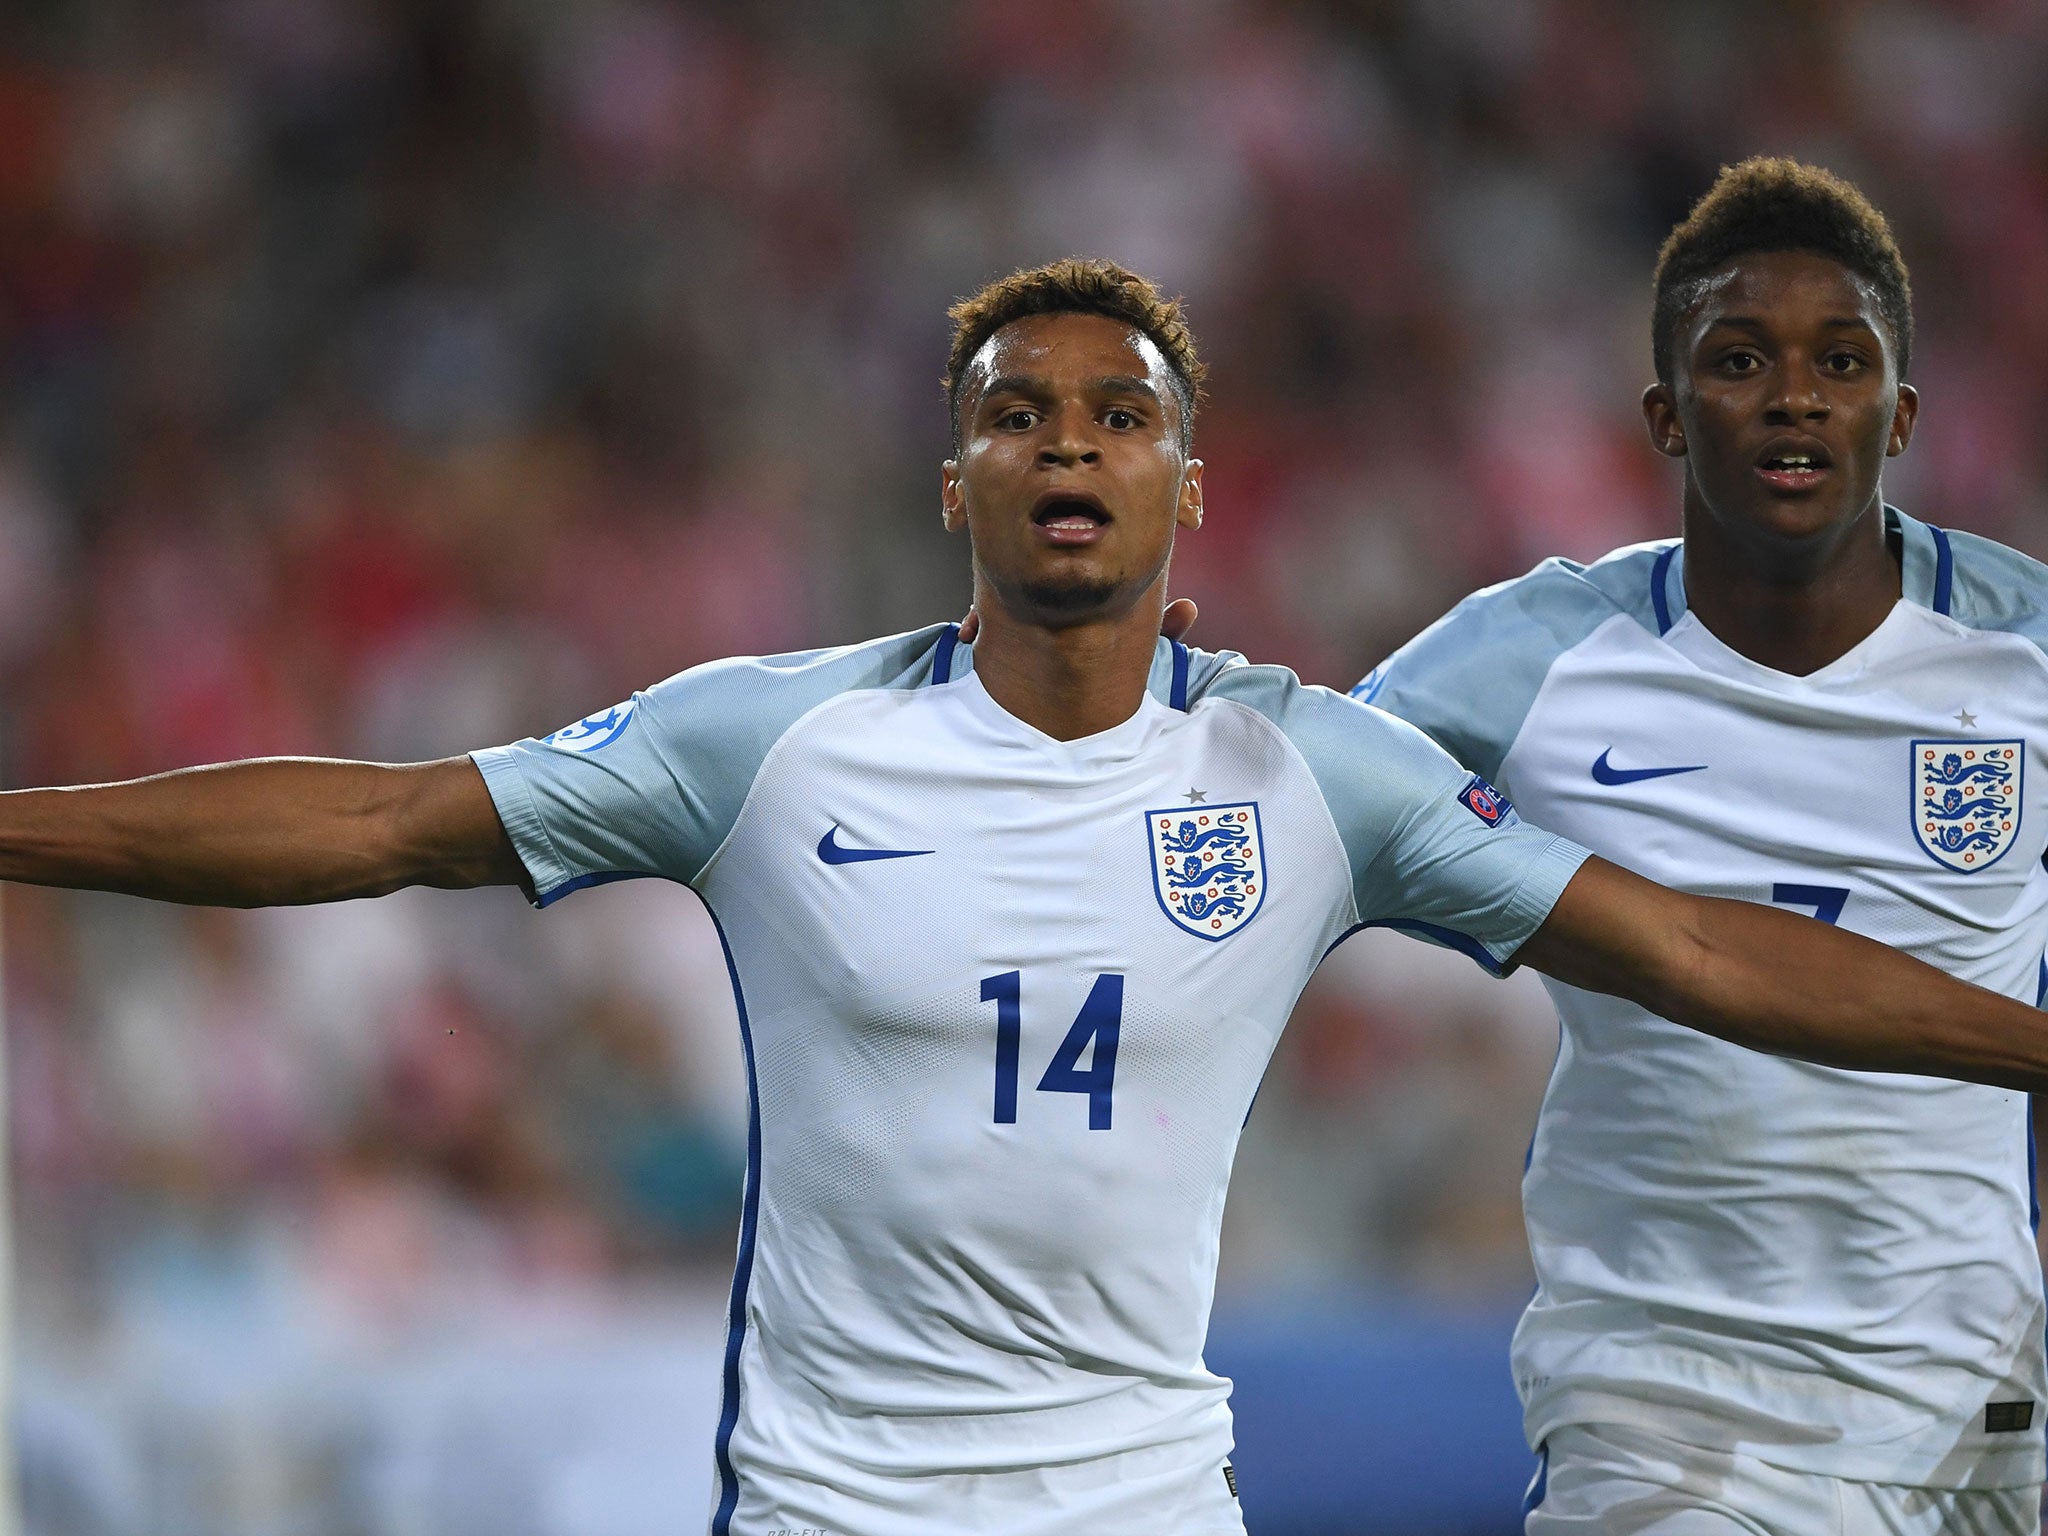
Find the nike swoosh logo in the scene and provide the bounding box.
[817,826,934,864]
[1591,749,1707,786]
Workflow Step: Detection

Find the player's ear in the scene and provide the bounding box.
[1176,458,1204,531]
[941,461,967,532]
[1887,384,1919,458]
[1642,383,1686,459]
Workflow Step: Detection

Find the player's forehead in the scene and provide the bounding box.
[963,312,1174,406]
[1684,249,1888,345]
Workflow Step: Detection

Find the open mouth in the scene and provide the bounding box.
[1755,440,1833,493]
[1032,492,1111,544]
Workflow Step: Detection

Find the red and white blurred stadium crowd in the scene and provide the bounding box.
[0,1,2045,1529]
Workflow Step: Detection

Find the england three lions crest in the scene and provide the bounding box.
[1147,802,1267,940]
[1913,739,2024,872]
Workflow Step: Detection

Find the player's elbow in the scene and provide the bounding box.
[1523,859,1719,1017]
[374,758,524,896]
[1638,894,1729,1030]
[1551,879,1733,1038]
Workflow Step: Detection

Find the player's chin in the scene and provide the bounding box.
[1728,479,1864,542]
[1016,570,1127,618]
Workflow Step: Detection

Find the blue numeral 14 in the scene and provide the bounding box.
[982,971,1123,1130]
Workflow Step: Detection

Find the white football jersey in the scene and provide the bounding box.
[474,626,1587,1536]
[1362,508,2048,1490]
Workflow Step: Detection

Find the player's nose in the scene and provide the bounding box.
[1037,428,1101,467]
[1763,363,1830,424]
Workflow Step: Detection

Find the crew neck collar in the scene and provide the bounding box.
[1663,596,1920,690]
[953,668,1172,763]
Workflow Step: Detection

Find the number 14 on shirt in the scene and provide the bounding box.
[982,971,1123,1130]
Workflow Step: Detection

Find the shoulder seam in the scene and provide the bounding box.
[1494,610,1634,797]
[690,683,921,887]
[1575,545,1672,631]
[1201,693,1364,929]
[1942,615,2048,690]
[1454,551,1660,640]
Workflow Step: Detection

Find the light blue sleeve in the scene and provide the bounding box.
[1934,517,2048,659]
[1353,547,1668,784]
[1203,664,1591,975]
[471,626,954,906]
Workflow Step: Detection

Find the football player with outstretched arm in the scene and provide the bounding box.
[6,258,2048,1535]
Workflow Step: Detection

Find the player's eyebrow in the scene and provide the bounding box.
[1088,374,1162,405]
[973,372,1167,420]
[976,373,1051,406]
[1705,314,1880,335]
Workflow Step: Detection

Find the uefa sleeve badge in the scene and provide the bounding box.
[1147,802,1267,940]
[542,699,637,754]
[1912,739,2023,871]
[1456,775,1517,829]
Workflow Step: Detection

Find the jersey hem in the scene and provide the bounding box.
[1527,1390,2048,1492]
[724,1402,1244,1534]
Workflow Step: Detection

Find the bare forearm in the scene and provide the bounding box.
[1521,857,2048,1093]
[0,756,522,906]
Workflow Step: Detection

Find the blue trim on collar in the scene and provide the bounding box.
[1169,641,1191,711]
[1649,544,1678,635]
[931,623,960,684]
[1888,506,1951,613]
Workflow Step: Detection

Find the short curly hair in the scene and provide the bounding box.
[944,258,1206,452]
[1652,158,1913,385]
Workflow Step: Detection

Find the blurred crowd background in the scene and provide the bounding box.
[0,1,2045,1531]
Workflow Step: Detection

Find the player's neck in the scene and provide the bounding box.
[966,595,1163,742]
[1680,495,1901,677]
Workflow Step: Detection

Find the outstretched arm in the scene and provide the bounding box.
[1518,855,2048,1091]
[0,756,524,907]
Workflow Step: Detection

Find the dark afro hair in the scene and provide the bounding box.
[1652,158,1913,385]
[944,258,1206,453]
